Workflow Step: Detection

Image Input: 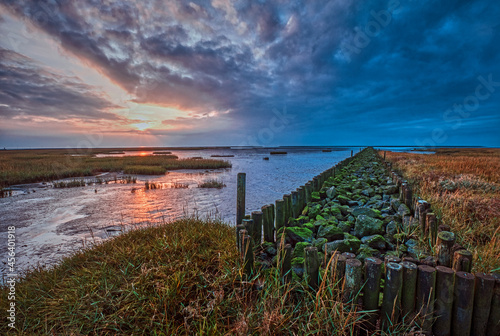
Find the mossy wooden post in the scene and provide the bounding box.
[401,261,418,320]
[486,273,500,335]
[344,258,363,303]
[384,255,401,269]
[236,173,246,225]
[471,272,495,336]
[416,265,437,333]
[436,231,456,267]
[305,182,312,203]
[251,211,263,245]
[283,194,292,225]
[452,250,472,273]
[275,199,285,232]
[305,246,320,290]
[241,234,254,276]
[404,186,413,211]
[236,224,245,251]
[262,205,274,243]
[381,262,403,330]
[351,149,353,157]
[434,266,455,336]
[363,257,383,327]
[281,244,292,282]
[426,213,438,246]
[418,201,430,238]
[400,182,407,202]
[290,191,299,218]
[451,271,475,336]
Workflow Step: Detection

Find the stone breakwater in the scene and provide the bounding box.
[254,147,423,278]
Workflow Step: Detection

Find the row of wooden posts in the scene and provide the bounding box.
[379,151,500,336]
[235,149,500,335]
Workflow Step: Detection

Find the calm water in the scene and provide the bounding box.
[0,147,354,276]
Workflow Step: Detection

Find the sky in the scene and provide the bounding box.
[0,0,499,148]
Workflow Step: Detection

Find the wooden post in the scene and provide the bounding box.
[305,182,312,203]
[275,199,285,232]
[262,205,274,243]
[331,253,346,287]
[384,151,386,160]
[400,182,407,202]
[298,187,306,214]
[242,219,254,243]
[418,201,430,238]
[486,273,500,335]
[305,246,320,290]
[251,211,263,245]
[241,234,254,276]
[290,191,299,218]
[351,150,353,157]
[236,173,246,225]
[363,257,383,327]
[384,255,401,269]
[344,258,363,303]
[451,272,475,336]
[471,272,495,336]
[238,229,247,255]
[434,266,455,336]
[426,213,438,246]
[281,244,292,282]
[404,186,413,211]
[236,224,245,251]
[312,177,319,192]
[452,250,473,273]
[416,265,437,333]
[283,194,292,225]
[381,262,403,330]
[401,261,418,320]
[436,231,456,267]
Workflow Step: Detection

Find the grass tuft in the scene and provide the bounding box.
[198,178,226,189]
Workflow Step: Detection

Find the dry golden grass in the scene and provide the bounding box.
[383,148,500,272]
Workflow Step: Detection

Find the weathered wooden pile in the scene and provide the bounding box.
[235,147,500,335]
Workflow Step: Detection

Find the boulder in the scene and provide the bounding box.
[397,204,411,217]
[317,225,344,241]
[361,234,387,250]
[326,186,336,199]
[284,227,314,244]
[353,215,384,237]
[324,238,361,254]
[292,242,311,258]
[291,257,305,277]
[352,206,380,218]
[337,195,350,205]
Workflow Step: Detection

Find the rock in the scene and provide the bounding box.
[317,225,344,241]
[326,186,336,199]
[337,195,350,205]
[397,204,411,217]
[311,191,320,201]
[390,198,401,212]
[338,221,352,232]
[386,221,398,236]
[292,242,311,258]
[385,185,398,194]
[263,242,277,256]
[284,227,314,244]
[347,200,360,207]
[291,257,305,277]
[353,215,384,237]
[357,245,379,261]
[324,238,361,254]
[312,238,328,251]
[352,206,380,218]
[361,234,387,250]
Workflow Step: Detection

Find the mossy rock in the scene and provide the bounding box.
[357,245,379,261]
[291,257,305,278]
[311,191,320,201]
[351,206,380,218]
[317,225,344,241]
[292,242,312,258]
[353,215,384,238]
[397,204,411,217]
[313,237,328,251]
[284,226,314,244]
[360,234,387,250]
[338,221,352,232]
[337,195,350,205]
[324,238,361,254]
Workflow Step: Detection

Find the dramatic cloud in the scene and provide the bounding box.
[0,0,499,147]
[0,48,120,121]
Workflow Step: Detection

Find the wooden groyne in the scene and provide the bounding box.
[235,147,500,335]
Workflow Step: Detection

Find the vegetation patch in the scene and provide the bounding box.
[123,165,167,175]
[198,178,226,189]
